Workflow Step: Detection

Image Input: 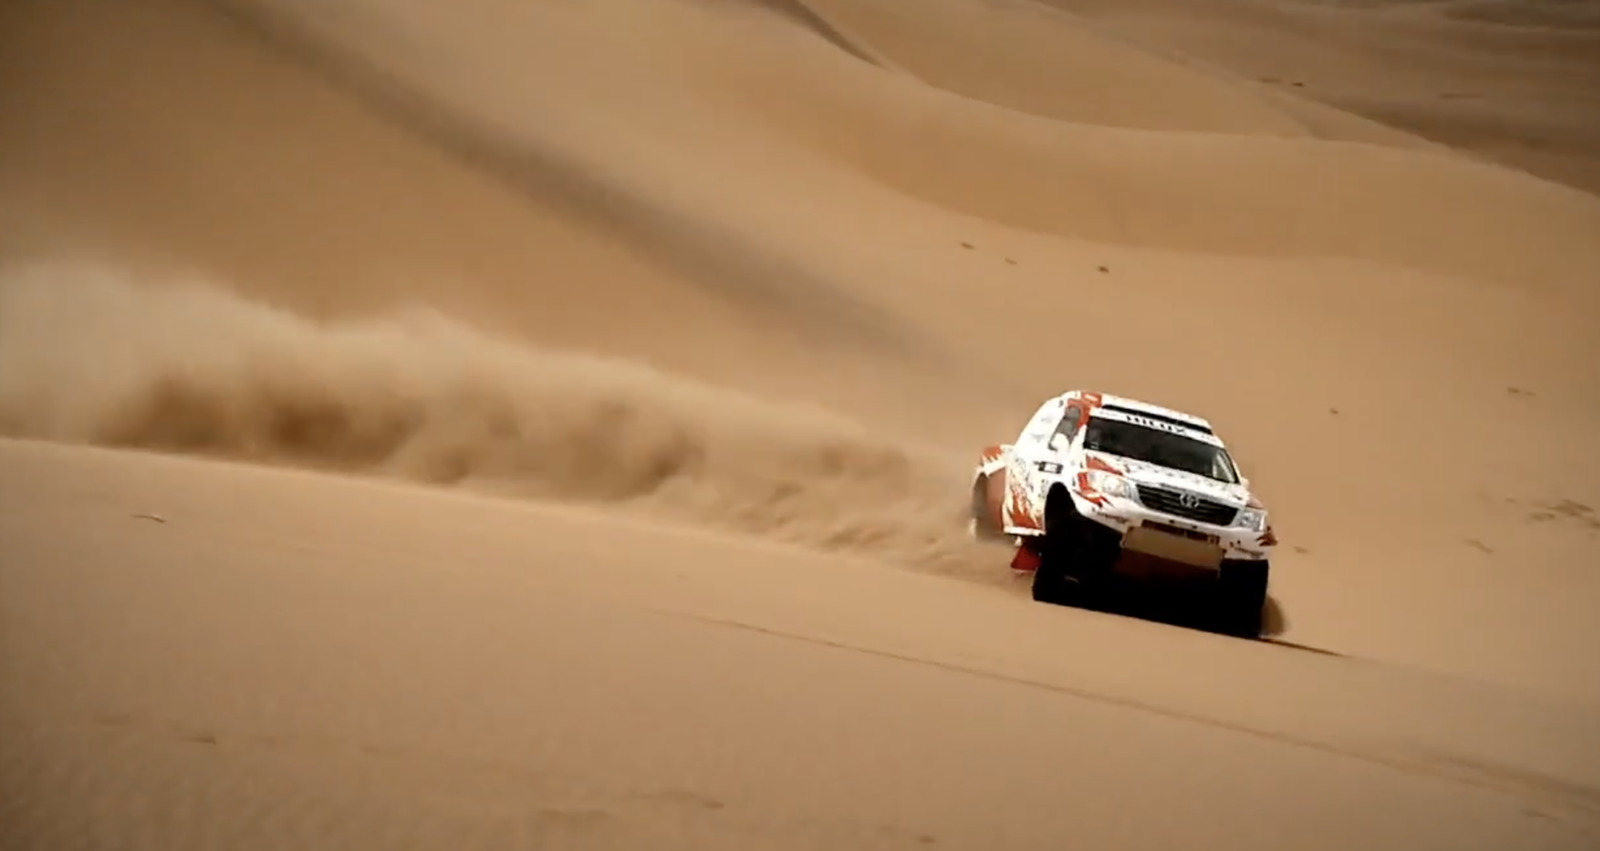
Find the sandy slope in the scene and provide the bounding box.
[3,0,1600,847]
[6,439,1600,849]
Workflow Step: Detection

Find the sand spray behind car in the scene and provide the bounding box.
[0,261,999,578]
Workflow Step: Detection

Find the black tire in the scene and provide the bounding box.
[1030,540,1069,603]
[1213,559,1269,638]
[1033,487,1120,607]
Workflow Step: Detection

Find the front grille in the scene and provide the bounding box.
[1135,484,1239,526]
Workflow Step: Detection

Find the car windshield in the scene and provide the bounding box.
[1081,416,1239,483]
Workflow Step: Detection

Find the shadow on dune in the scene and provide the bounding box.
[1012,571,1307,645]
[1089,586,1293,642]
[197,0,933,362]
[1434,0,1600,28]
[740,0,898,68]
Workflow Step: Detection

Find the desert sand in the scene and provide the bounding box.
[3,0,1600,848]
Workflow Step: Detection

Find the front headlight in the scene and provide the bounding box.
[1086,470,1137,502]
[1234,507,1267,532]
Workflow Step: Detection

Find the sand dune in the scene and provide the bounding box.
[199,0,1600,295]
[4,0,1600,847]
[6,438,1600,850]
[1036,0,1600,195]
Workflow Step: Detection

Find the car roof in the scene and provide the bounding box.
[1060,390,1215,431]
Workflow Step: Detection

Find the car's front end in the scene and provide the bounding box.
[1018,396,1275,635]
[1068,458,1276,568]
[1046,448,1274,635]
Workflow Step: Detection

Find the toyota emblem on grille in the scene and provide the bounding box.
[1177,492,1202,509]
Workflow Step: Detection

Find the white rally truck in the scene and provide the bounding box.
[968,390,1276,637]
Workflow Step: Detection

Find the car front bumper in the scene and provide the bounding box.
[1071,491,1274,566]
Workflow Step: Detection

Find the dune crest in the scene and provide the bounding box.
[223,0,1600,299]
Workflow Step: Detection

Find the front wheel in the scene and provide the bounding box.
[1212,559,1269,638]
[1032,490,1120,606]
[1030,539,1070,603]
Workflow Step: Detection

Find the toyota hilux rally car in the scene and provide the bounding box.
[968,390,1276,637]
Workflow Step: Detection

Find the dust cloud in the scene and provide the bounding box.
[0,261,995,576]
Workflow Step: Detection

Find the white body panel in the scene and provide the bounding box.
[971,390,1277,563]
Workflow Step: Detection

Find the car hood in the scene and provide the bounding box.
[1084,451,1251,506]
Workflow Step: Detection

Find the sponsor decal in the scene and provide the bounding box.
[1121,413,1191,435]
